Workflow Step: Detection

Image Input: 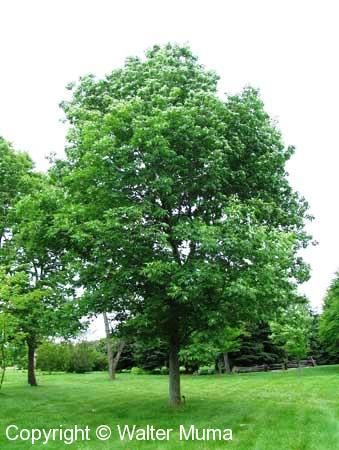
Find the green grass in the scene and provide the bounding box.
[1,366,339,449]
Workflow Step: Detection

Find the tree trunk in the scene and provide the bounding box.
[0,321,7,391]
[103,312,115,380]
[169,336,181,406]
[112,340,125,378]
[0,344,6,391]
[223,352,231,374]
[27,341,37,386]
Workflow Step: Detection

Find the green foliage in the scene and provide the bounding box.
[131,338,168,371]
[36,342,71,373]
[9,177,82,339]
[131,366,147,375]
[0,137,36,389]
[197,366,216,375]
[309,313,335,365]
[180,326,244,372]
[0,174,83,386]
[0,137,34,246]
[229,322,285,367]
[68,342,97,373]
[319,273,339,358]
[0,270,49,349]
[180,338,218,371]
[91,349,108,372]
[271,304,312,361]
[160,366,169,375]
[36,341,107,374]
[54,44,311,403]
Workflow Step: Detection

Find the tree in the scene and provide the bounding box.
[309,313,333,365]
[131,337,168,371]
[0,271,49,385]
[0,137,36,389]
[179,337,218,372]
[56,44,311,406]
[319,273,339,359]
[218,326,244,373]
[2,178,81,386]
[103,312,126,380]
[270,303,312,365]
[229,321,285,367]
[179,326,243,373]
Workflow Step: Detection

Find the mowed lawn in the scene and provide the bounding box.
[0,366,339,450]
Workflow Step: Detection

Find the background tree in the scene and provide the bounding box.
[0,271,48,385]
[217,326,244,373]
[179,336,218,373]
[309,313,333,365]
[0,137,36,389]
[2,178,81,386]
[180,326,244,373]
[270,303,312,366]
[319,273,339,359]
[56,44,311,405]
[132,337,168,372]
[229,321,285,367]
[102,312,126,380]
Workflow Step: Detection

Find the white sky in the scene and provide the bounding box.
[1,0,338,323]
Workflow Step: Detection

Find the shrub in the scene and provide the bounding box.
[68,343,96,374]
[179,366,186,374]
[37,342,71,373]
[160,366,169,375]
[198,366,215,375]
[92,351,108,371]
[131,367,146,375]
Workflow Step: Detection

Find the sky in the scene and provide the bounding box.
[1,0,338,333]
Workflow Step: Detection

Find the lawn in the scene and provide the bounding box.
[0,366,338,449]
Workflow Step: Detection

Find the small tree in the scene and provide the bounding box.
[271,304,312,366]
[0,137,35,389]
[0,270,57,385]
[319,273,339,359]
[217,326,244,373]
[180,326,243,373]
[1,178,82,386]
[180,337,218,372]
